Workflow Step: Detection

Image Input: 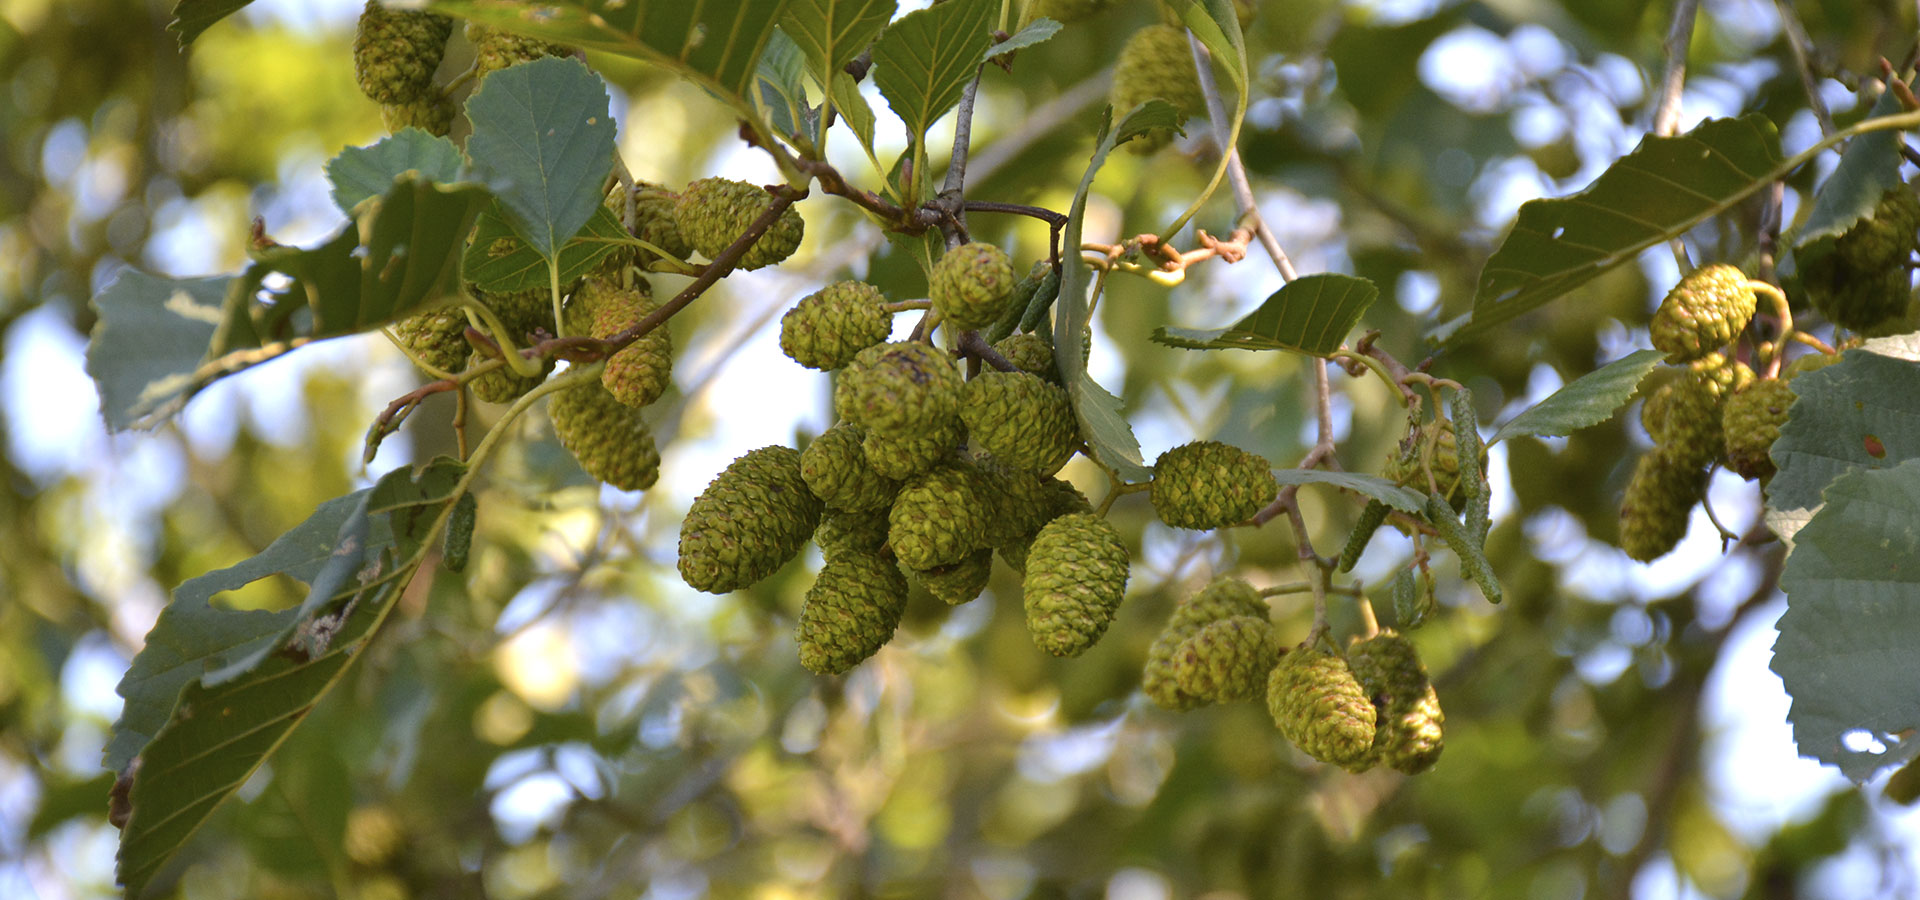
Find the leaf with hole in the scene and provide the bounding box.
[1453,115,1782,345]
[1773,457,1920,782]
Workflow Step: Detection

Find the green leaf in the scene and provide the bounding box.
[780,0,896,84]
[1271,468,1426,514]
[1455,115,1782,345]
[869,0,996,144]
[1773,457,1920,782]
[1489,349,1667,444]
[1178,0,1246,94]
[166,0,253,46]
[463,201,629,294]
[1769,349,1920,514]
[830,72,878,155]
[431,0,793,127]
[758,28,819,146]
[85,272,229,432]
[1055,108,1151,482]
[986,18,1061,62]
[1795,86,1907,248]
[1424,494,1502,605]
[112,460,467,897]
[1113,99,1185,148]
[465,56,615,259]
[324,130,469,214]
[1151,273,1379,357]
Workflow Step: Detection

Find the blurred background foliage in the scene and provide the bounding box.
[3,0,1920,898]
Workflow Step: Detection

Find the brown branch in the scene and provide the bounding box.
[956,330,1018,372]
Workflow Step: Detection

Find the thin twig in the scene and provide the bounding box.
[967,68,1114,185]
[1773,0,1837,136]
[1653,0,1702,270]
[956,330,1019,371]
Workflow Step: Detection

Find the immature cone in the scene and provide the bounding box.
[1348,631,1444,775]
[1650,264,1756,363]
[800,423,901,512]
[569,276,672,409]
[612,181,694,265]
[467,22,570,80]
[888,463,994,570]
[468,351,552,403]
[678,447,823,593]
[1143,577,1268,710]
[1722,379,1796,481]
[1267,647,1377,772]
[1021,0,1109,26]
[1109,25,1206,153]
[834,341,963,435]
[914,548,995,606]
[671,177,804,270]
[931,243,1017,332]
[1172,616,1280,704]
[1801,188,1920,330]
[815,509,892,560]
[797,550,909,675]
[392,308,469,374]
[1618,446,1705,562]
[1688,351,1756,399]
[1783,351,1842,380]
[549,381,661,491]
[781,281,893,370]
[381,95,455,136]
[961,371,1078,476]
[1150,441,1279,530]
[1383,419,1481,512]
[994,333,1058,382]
[996,475,1092,573]
[354,1,452,104]
[1640,375,1725,470]
[862,417,965,480]
[1022,513,1130,657]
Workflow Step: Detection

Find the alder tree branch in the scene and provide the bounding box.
[1773,0,1837,137]
[937,67,986,248]
[956,330,1019,372]
[1653,0,1701,270]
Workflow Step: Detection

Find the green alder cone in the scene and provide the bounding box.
[1267,647,1378,772]
[780,281,893,371]
[993,332,1058,382]
[468,288,556,402]
[569,276,672,409]
[1640,373,1725,470]
[1801,187,1920,330]
[888,463,993,570]
[800,422,901,513]
[834,341,963,436]
[995,474,1092,573]
[1022,513,1130,657]
[1109,25,1205,154]
[1172,615,1280,704]
[1783,351,1842,380]
[380,95,455,136]
[1721,378,1796,481]
[549,380,661,492]
[1649,264,1755,363]
[815,508,892,561]
[862,415,965,481]
[931,242,1016,332]
[797,550,910,675]
[609,180,694,266]
[678,446,823,593]
[1618,445,1705,562]
[1021,0,1109,26]
[1383,419,1481,513]
[1348,631,1445,775]
[1149,440,1279,530]
[913,548,995,606]
[392,307,469,374]
[354,1,452,104]
[1687,351,1755,399]
[671,177,804,270]
[467,22,570,80]
[1143,576,1267,710]
[960,371,1078,477]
